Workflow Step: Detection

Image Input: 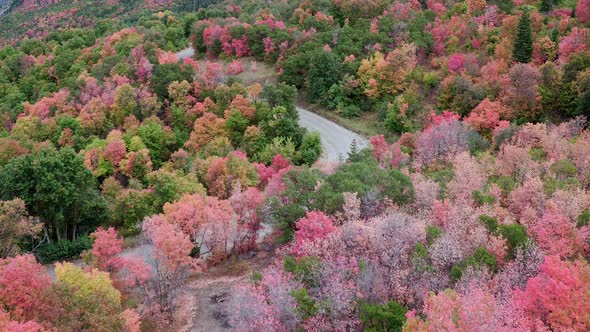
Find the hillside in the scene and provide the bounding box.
[0,0,589,331]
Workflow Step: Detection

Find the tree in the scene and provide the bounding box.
[0,309,44,332]
[138,118,173,168]
[307,49,342,105]
[464,99,510,135]
[512,10,533,63]
[204,154,259,199]
[505,63,542,120]
[0,199,41,258]
[112,84,138,127]
[358,45,417,98]
[159,193,237,260]
[86,227,150,291]
[293,211,336,254]
[0,254,51,322]
[142,216,198,319]
[413,119,471,167]
[54,263,124,331]
[185,112,227,152]
[576,0,590,24]
[146,169,204,210]
[261,82,298,117]
[0,148,109,242]
[360,301,407,332]
[151,63,194,100]
[229,187,265,251]
[512,255,590,330]
[529,205,589,258]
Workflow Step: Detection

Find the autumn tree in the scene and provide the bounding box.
[142,216,199,319]
[185,112,227,152]
[576,0,590,24]
[0,254,51,323]
[86,227,150,292]
[53,263,125,331]
[512,255,590,330]
[358,44,417,98]
[229,187,265,252]
[0,199,41,258]
[157,193,237,260]
[293,211,336,254]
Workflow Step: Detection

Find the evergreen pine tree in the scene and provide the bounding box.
[347,139,360,162]
[512,10,533,63]
[539,0,553,12]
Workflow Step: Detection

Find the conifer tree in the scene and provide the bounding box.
[513,10,533,63]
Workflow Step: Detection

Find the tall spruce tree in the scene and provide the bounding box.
[512,10,533,63]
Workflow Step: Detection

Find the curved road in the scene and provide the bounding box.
[176,47,368,163]
[297,107,367,163]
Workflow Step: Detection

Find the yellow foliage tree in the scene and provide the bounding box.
[54,263,124,331]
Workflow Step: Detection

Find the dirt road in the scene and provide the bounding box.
[297,106,368,163]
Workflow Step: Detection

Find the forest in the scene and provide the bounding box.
[0,0,589,330]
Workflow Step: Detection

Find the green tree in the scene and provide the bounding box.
[360,301,408,332]
[151,63,194,100]
[0,148,109,242]
[512,10,533,63]
[261,82,298,117]
[307,50,342,105]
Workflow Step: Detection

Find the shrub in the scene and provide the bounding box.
[473,190,496,206]
[36,237,93,264]
[479,215,499,234]
[359,301,408,332]
[284,256,320,287]
[298,132,322,166]
[450,247,497,282]
[577,211,590,228]
[499,224,529,258]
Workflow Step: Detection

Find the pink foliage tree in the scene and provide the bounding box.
[529,204,589,258]
[0,255,51,322]
[229,187,265,252]
[293,211,336,255]
[160,194,237,261]
[142,216,200,319]
[558,28,588,63]
[87,227,150,290]
[413,119,470,167]
[226,60,244,75]
[464,99,510,134]
[447,53,465,73]
[577,0,590,24]
[157,51,178,65]
[370,135,409,168]
[512,255,590,330]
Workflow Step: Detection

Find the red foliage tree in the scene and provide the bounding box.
[465,99,511,134]
[142,216,199,319]
[0,255,51,322]
[512,255,590,330]
[229,187,265,251]
[413,119,470,167]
